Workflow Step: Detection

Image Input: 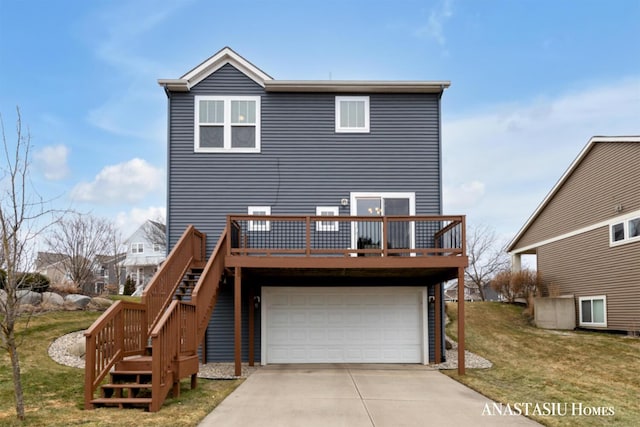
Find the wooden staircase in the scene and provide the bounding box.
[84,226,227,412]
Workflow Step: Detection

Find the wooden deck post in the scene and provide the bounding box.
[434,284,441,363]
[248,289,255,367]
[457,266,465,375]
[234,267,242,377]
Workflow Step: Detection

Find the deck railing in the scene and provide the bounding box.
[227,215,465,257]
[84,301,147,408]
[142,225,205,333]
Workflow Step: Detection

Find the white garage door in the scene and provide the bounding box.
[262,287,427,364]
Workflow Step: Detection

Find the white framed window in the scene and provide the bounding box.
[248,206,271,231]
[316,206,339,232]
[335,96,369,133]
[153,243,162,253]
[578,295,607,327]
[131,242,144,254]
[195,96,261,152]
[609,213,640,246]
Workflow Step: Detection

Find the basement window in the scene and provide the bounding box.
[578,296,607,327]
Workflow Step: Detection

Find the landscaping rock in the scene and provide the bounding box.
[64,294,91,309]
[89,297,113,310]
[42,292,64,307]
[17,289,42,305]
[68,339,86,358]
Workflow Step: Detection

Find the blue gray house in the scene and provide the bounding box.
[84,47,468,411]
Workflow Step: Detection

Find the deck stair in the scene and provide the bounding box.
[84,226,227,412]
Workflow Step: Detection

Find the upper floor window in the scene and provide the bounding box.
[610,214,640,246]
[131,242,144,254]
[335,96,369,133]
[195,96,261,152]
[153,244,162,253]
[248,206,271,231]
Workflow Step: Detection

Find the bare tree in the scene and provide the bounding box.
[45,212,116,292]
[142,218,166,252]
[0,108,56,420]
[465,224,509,301]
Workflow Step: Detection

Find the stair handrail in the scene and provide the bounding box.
[84,300,147,409]
[149,299,197,412]
[142,225,206,333]
[190,226,228,345]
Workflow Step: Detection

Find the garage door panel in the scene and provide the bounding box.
[264,287,424,364]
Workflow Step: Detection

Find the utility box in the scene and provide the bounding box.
[534,295,576,330]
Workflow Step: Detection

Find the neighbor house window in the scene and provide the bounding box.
[153,244,162,252]
[335,96,369,133]
[578,296,607,327]
[316,206,339,231]
[248,206,271,231]
[195,96,261,152]
[610,215,640,246]
[131,243,144,253]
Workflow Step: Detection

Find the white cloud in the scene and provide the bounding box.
[116,206,166,238]
[415,0,453,45]
[34,144,70,180]
[442,77,640,237]
[71,158,163,204]
[444,180,485,210]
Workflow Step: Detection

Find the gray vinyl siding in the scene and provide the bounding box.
[512,142,640,250]
[537,227,640,331]
[168,64,442,254]
[167,63,444,362]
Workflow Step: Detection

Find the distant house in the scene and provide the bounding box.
[508,136,640,332]
[35,251,125,295]
[444,281,502,302]
[121,220,167,294]
[35,252,72,287]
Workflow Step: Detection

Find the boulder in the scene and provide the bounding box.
[17,290,42,306]
[42,292,64,307]
[64,294,91,309]
[68,340,86,358]
[90,297,113,308]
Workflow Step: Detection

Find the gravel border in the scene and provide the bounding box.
[49,331,491,375]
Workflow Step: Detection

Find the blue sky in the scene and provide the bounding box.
[1,0,639,247]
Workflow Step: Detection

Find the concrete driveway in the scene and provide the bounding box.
[198,365,540,427]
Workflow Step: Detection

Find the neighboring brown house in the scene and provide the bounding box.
[508,136,640,332]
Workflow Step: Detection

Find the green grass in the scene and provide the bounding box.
[0,310,241,426]
[445,302,640,426]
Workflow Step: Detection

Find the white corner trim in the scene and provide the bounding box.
[510,208,640,254]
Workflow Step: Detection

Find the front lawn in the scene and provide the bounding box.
[0,310,241,426]
[445,302,640,426]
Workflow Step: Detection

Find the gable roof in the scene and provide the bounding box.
[507,136,640,253]
[158,46,273,91]
[158,47,450,94]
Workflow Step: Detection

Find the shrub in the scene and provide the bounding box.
[0,270,50,293]
[123,276,136,296]
[18,272,51,293]
[491,268,541,306]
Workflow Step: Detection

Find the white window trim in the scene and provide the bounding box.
[315,206,339,232]
[578,295,607,327]
[349,192,416,256]
[131,242,144,254]
[248,206,271,231]
[335,96,370,133]
[194,95,261,153]
[609,212,640,247]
